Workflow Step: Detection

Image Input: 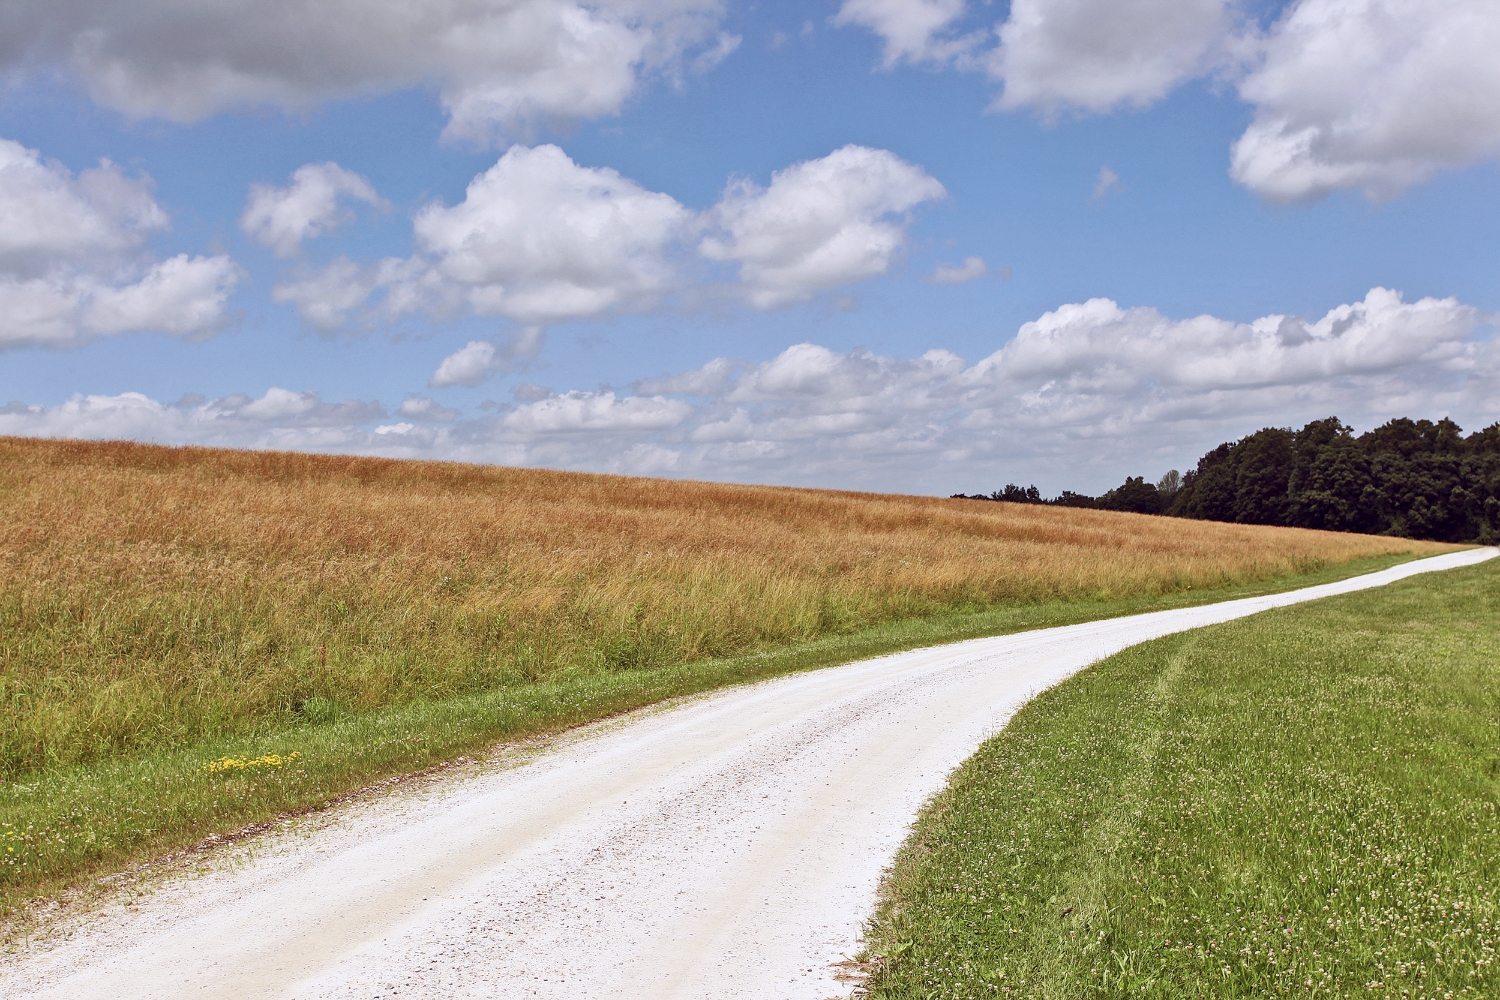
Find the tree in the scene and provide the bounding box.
[1051,491,1097,508]
[1230,427,1295,525]
[1098,476,1163,515]
[993,484,1044,504]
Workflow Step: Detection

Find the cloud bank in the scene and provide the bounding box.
[7,288,1494,493]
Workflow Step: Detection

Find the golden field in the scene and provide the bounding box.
[0,436,1447,778]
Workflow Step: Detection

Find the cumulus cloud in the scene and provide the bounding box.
[0,140,166,272]
[82,254,242,338]
[832,0,977,66]
[634,355,743,395]
[499,390,691,434]
[834,0,1234,115]
[281,144,943,331]
[838,0,1500,200]
[399,397,461,422]
[411,146,691,323]
[700,145,946,309]
[241,163,385,257]
[429,327,545,387]
[4,0,729,143]
[1230,0,1500,201]
[928,256,986,284]
[430,341,503,388]
[0,138,240,348]
[281,146,691,329]
[18,287,1488,492]
[990,0,1234,116]
[270,258,380,332]
[965,287,1484,397]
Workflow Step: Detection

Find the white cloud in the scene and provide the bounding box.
[928,255,986,284]
[7,0,728,143]
[1090,166,1123,201]
[232,386,382,424]
[399,397,461,422]
[282,146,691,329]
[0,255,241,349]
[965,288,1484,394]
[838,0,1500,200]
[0,138,240,349]
[281,144,945,331]
[991,0,1234,116]
[430,341,502,389]
[410,145,691,324]
[0,387,383,450]
[241,163,385,257]
[836,0,1234,115]
[272,257,384,332]
[700,145,946,309]
[634,356,743,395]
[691,31,742,73]
[832,0,977,66]
[500,390,692,434]
[429,327,546,388]
[1230,0,1500,201]
[0,139,166,273]
[82,254,242,339]
[7,288,1495,492]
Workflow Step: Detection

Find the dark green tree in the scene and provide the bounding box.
[1098,476,1164,515]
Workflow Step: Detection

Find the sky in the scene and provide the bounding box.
[1,0,1497,496]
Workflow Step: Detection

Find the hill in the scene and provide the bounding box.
[0,436,1448,911]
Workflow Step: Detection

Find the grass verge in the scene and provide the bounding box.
[0,552,1435,924]
[856,555,1499,999]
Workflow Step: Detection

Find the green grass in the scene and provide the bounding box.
[0,553,1429,923]
[857,556,1500,999]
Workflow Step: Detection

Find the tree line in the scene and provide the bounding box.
[952,416,1500,543]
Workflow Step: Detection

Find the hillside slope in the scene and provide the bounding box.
[0,437,1448,912]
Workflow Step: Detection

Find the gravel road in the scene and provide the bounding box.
[5,548,1492,1000]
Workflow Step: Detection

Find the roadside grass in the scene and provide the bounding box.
[0,555,1444,926]
[857,556,1500,999]
[0,437,1448,920]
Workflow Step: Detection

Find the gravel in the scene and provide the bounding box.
[4,547,1490,1000]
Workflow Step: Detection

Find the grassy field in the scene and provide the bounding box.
[0,437,1446,916]
[857,556,1499,999]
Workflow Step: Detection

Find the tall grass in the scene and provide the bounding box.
[1,436,1445,778]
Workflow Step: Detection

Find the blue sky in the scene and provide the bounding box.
[2,0,1497,495]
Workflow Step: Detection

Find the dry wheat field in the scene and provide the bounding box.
[0,436,1445,778]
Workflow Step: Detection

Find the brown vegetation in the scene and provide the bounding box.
[0,436,1447,777]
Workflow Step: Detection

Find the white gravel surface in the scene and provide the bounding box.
[4,548,1492,1000]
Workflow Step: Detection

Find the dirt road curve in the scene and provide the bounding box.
[5,548,1493,1000]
